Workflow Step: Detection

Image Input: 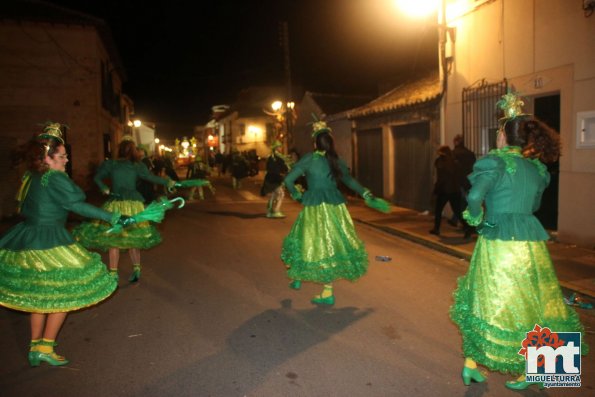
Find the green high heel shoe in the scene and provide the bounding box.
[505,379,544,390]
[289,280,301,290]
[311,295,335,305]
[129,265,141,283]
[461,366,486,386]
[28,350,69,367]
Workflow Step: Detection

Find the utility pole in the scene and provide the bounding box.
[280,21,293,150]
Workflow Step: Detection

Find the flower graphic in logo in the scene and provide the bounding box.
[518,324,566,368]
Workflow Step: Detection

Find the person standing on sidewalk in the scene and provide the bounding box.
[261,140,289,218]
[281,120,389,305]
[452,134,476,238]
[450,93,588,390]
[0,123,123,367]
[73,137,175,282]
[429,145,460,236]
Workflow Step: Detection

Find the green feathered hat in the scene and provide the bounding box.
[497,90,531,125]
[38,122,65,144]
[271,140,282,150]
[310,113,331,137]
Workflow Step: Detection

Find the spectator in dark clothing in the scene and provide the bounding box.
[214,151,224,176]
[230,151,249,189]
[163,154,179,181]
[136,146,156,203]
[430,145,460,236]
[152,155,165,177]
[452,134,477,238]
[222,152,232,175]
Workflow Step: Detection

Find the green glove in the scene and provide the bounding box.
[362,189,391,213]
[290,190,303,203]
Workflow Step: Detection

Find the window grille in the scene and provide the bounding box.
[462,79,507,156]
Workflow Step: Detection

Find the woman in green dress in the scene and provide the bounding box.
[281,121,376,305]
[0,123,122,366]
[73,138,174,282]
[450,97,588,390]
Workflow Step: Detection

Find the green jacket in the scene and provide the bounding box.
[465,146,550,241]
[95,159,170,201]
[283,151,367,206]
[0,171,113,250]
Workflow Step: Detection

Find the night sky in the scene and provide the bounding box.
[49,0,438,133]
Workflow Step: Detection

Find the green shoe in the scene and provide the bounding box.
[270,212,286,218]
[461,366,486,386]
[505,379,544,390]
[289,280,301,290]
[311,295,335,305]
[28,350,69,367]
[129,266,141,283]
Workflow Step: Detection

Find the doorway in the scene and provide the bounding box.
[392,122,432,211]
[533,94,560,230]
[355,128,383,197]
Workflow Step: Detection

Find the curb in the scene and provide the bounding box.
[354,218,472,261]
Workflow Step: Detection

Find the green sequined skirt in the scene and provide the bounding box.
[72,200,161,250]
[450,237,588,374]
[0,243,117,313]
[281,203,368,283]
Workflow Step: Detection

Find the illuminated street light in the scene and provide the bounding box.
[133,119,142,128]
[154,138,160,144]
[264,100,297,150]
[394,0,453,144]
[394,0,439,17]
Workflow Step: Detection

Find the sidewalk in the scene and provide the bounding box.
[347,200,595,301]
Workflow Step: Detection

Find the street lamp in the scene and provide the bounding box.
[394,0,439,17]
[153,138,160,156]
[264,100,296,150]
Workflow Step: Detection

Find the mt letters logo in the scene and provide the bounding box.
[518,324,581,388]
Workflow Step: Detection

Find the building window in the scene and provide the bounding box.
[462,79,507,156]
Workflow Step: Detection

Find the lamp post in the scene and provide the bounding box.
[395,0,453,144]
[154,138,160,156]
[265,100,296,152]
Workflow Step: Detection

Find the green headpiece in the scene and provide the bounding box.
[271,140,282,150]
[310,113,331,137]
[38,122,65,144]
[121,134,134,143]
[497,90,531,125]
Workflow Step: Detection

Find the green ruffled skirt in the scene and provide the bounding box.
[450,237,588,374]
[281,203,367,283]
[0,243,117,313]
[72,200,161,250]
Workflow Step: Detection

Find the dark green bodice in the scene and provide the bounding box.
[284,152,367,206]
[0,171,113,250]
[95,159,170,201]
[465,147,550,240]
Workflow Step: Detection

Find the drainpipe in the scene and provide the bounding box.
[438,0,448,145]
